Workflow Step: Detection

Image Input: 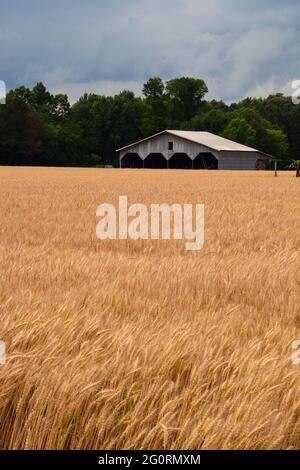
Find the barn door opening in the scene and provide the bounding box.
[144,153,167,169]
[121,153,143,168]
[169,153,192,169]
[194,153,218,169]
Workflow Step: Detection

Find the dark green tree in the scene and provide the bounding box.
[191,109,230,134]
[10,82,70,122]
[222,117,257,147]
[0,95,45,165]
[166,77,208,121]
[142,77,165,99]
[141,77,169,135]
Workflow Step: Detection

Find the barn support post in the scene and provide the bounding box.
[190,152,198,170]
[166,152,170,169]
[274,160,278,177]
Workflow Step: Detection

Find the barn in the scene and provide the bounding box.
[117,130,272,170]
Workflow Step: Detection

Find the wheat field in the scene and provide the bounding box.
[0,166,299,450]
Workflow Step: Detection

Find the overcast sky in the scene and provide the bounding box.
[0,0,299,102]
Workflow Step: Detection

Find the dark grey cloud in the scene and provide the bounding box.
[0,0,299,101]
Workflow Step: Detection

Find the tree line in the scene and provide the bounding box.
[0,77,299,168]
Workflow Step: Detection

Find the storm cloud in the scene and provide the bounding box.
[0,0,299,101]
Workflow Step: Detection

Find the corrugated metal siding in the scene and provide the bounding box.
[218,151,258,170]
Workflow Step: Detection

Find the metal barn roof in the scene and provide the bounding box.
[166,130,258,152]
[117,130,260,153]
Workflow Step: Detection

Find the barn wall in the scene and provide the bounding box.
[119,132,219,162]
[218,151,259,170]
